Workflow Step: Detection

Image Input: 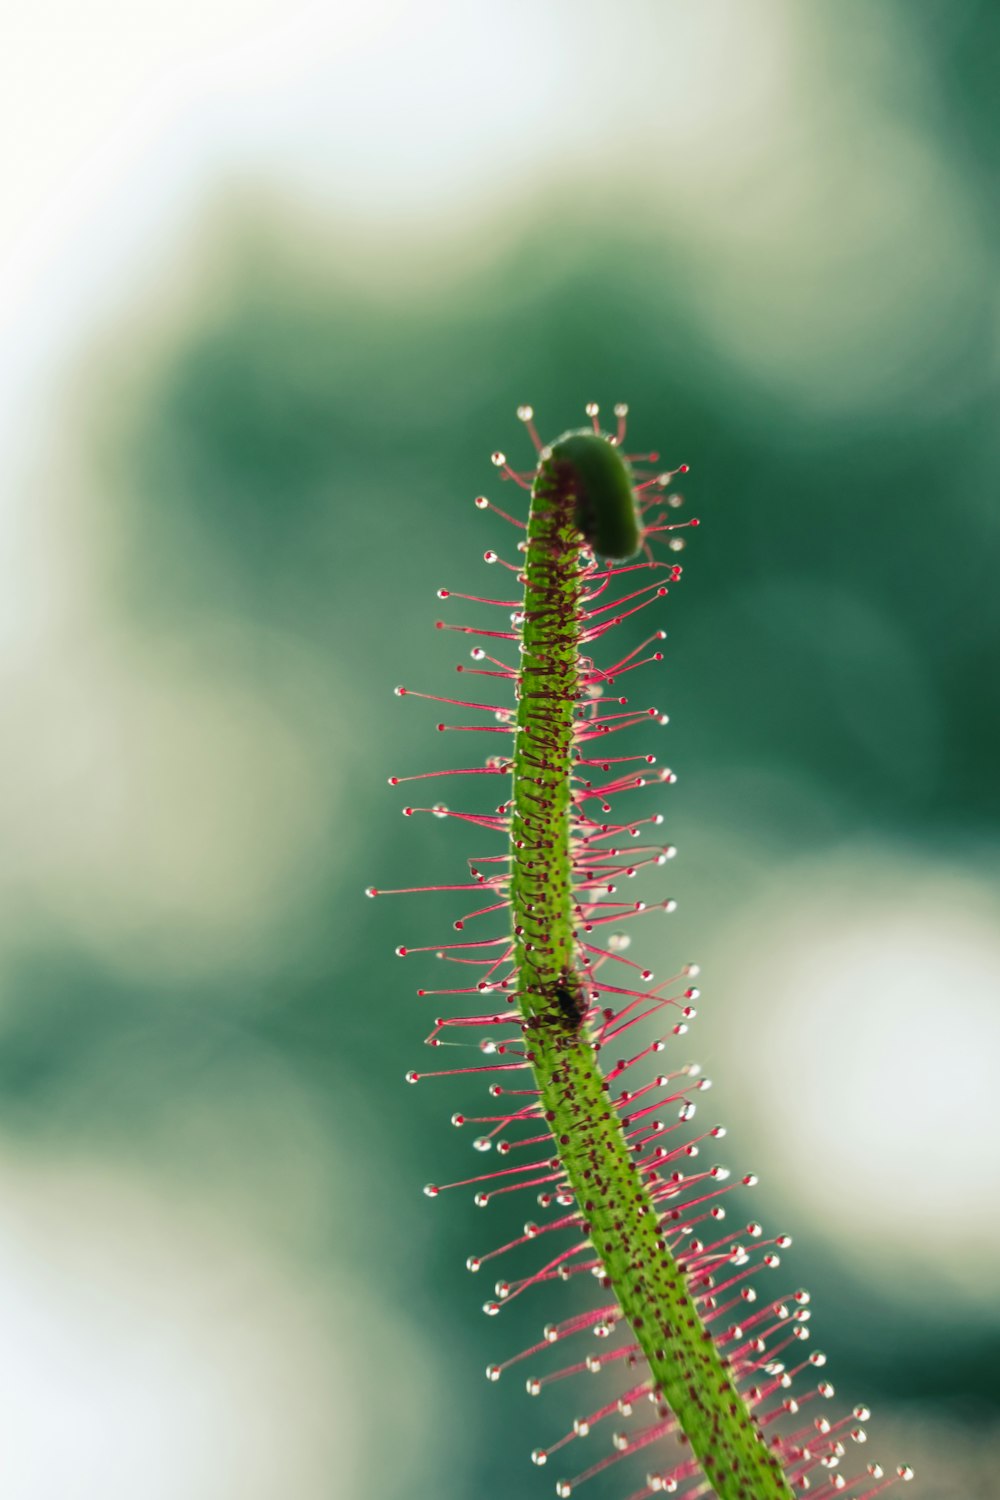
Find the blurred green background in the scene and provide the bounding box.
[1,1,998,1496]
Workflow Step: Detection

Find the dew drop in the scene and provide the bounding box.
[466,1255,481,1272]
[613,402,628,417]
[423,1183,439,1198]
[584,402,599,417]
[531,1448,548,1467]
[853,1405,871,1421]
[867,1465,884,1480]
[491,451,506,467]
[517,405,534,422]
[484,550,498,564]
[898,1467,915,1482]
[365,886,378,898]
[556,1483,573,1498]
[473,1136,492,1152]
[526,1376,541,1396]
[404,1070,419,1084]
[485,1364,501,1382]
[395,945,408,957]
[474,1192,490,1207]
[742,1173,759,1187]
[809,1351,827,1367]
[483,1301,500,1316]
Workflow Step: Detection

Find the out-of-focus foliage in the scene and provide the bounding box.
[1,1,998,1496]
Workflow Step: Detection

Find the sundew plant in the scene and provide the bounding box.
[369,405,915,1499]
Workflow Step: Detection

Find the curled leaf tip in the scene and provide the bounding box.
[547,428,641,561]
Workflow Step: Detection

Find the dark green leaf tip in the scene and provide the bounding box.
[547,429,641,561]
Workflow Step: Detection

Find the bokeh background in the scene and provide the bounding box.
[2,1,998,1496]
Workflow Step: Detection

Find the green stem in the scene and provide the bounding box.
[509,455,794,1500]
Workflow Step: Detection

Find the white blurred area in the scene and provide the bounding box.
[0,1147,444,1500]
[714,846,1000,1304]
[1,0,990,459]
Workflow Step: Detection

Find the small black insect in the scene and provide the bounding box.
[552,975,587,1029]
